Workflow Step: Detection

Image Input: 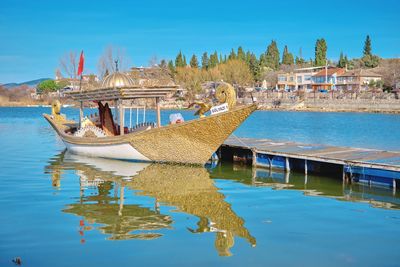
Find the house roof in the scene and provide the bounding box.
[338,69,382,77]
[314,68,345,77]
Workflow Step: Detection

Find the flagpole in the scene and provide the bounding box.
[79,74,83,128]
[78,50,84,128]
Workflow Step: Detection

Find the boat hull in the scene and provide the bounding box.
[44,104,257,165]
[63,141,150,161]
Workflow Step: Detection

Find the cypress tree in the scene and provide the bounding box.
[183,55,187,66]
[249,53,260,81]
[175,51,185,67]
[228,48,236,60]
[209,51,219,68]
[264,40,280,70]
[237,46,246,61]
[362,35,379,68]
[201,52,209,70]
[245,51,251,65]
[363,35,372,56]
[190,54,199,68]
[167,60,175,73]
[282,45,294,65]
[337,52,348,68]
[314,38,327,66]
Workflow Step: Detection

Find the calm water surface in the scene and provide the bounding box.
[1,107,400,267]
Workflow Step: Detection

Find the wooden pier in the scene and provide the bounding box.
[219,137,400,188]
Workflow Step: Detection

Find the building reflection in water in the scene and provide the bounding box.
[45,151,256,256]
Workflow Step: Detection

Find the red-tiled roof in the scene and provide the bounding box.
[314,68,345,77]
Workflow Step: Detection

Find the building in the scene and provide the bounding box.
[276,66,329,91]
[336,69,382,91]
[129,66,175,86]
[311,67,346,91]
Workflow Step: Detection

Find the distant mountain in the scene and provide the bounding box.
[1,78,51,89]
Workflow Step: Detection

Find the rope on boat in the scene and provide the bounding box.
[231,133,251,148]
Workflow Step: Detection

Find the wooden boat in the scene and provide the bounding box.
[44,71,256,165]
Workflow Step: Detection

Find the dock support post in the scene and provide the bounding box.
[252,149,257,167]
[79,101,83,128]
[393,179,396,191]
[342,166,346,183]
[119,99,124,135]
[119,186,125,216]
[285,171,290,183]
[285,157,290,172]
[304,159,308,175]
[156,97,161,127]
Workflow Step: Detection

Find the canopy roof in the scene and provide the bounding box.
[66,85,178,101]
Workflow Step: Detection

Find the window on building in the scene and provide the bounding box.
[304,75,311,81]
[297,76,302,83]
[278,76,287,82]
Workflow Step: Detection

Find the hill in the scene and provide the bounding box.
[1,78,51,89]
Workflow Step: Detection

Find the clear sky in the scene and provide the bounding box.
[1,0,399,83]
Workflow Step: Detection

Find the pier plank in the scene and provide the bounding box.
[223,136,400,172]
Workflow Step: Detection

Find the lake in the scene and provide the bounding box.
[1,107,400,266]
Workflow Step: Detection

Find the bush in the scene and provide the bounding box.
[37,80,59,93]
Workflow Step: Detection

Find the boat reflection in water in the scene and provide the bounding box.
[45,151,256,256]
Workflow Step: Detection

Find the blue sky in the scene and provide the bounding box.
[1,0,399,83]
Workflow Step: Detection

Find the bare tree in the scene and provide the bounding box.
[97,46,131,79]
[148,55,158,67]
[59,51,78,79]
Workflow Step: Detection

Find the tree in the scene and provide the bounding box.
[209,51,219,68]
[264,40,280,70]
[159,59,167,69]
[282,45,294,65]
[59,51,78,79]
[363,35,372,57]
[37,80,60,93]
[97,46,130,79]
[295,56,306,66]
[168,60,175,73]
[201,52,209,70]
[362,54,380,68]
[361,35,380,68]
[314,38,327,66]
[190,54,199,68]
[337,52,349,68]
[248,53,261,81]
[228,48,237,60]
[237,46,246,61]
[148,55,159,67]
[175,67,203,101]
[175,51,185,68]
[218,59,253,87]
[183,55,187,66]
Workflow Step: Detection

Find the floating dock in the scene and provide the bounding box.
[219,137,400,188]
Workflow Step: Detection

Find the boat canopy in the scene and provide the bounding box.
[65,85,178,102]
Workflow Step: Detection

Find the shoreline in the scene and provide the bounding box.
[1,103,399,114]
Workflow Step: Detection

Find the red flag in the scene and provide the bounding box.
[77,50,84,76]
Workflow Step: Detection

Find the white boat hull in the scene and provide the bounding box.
[63,141,150,161]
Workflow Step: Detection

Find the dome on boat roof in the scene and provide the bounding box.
[102,71,134,88]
